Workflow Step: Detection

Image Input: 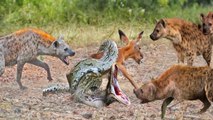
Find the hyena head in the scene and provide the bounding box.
[133,83,156,103]
[150,19,169,41]
[50,36,75,65]
[200,12,213,35]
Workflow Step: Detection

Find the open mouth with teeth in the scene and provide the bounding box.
[62,56,69,65]
[109,65,131,105]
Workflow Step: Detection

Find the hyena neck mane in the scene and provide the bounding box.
[37,44,56,56]
[15,28,56,46]
[165,32,181,44]
[15,28,57,55]
[165,26,182,44]
[165,19,198,44]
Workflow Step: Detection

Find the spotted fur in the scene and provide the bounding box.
[15,28,56,46]
[0,28,75,89]
[150,18,212,66]
[134,65,213,119]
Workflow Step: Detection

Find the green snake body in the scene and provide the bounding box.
[43,40,119,107]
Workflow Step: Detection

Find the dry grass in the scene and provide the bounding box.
[43,22,154,48]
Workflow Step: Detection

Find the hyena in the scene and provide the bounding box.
[0,28,75,90]
[150,18,212,66]
[200,12,213,35]
[134,65,213,119]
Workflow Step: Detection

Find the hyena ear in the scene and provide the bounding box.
[118,29,129,44]
[200,13,205,21]
[159,19,166,28]
[58,35,64,40]
[155,18,158,24]
[136,31,144,43]
[53,40,60,48]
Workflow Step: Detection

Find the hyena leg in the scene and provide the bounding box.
[0,51,5,76]
[16,62,26,90]
[186,54,195,66]
[161,97,174,119]
[198,95,211,113]
[203,50,211,66]
[205,75,213,102]
[28,58,53,81]
[177,53,184,64]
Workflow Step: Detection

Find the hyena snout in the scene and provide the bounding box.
[150,33,158,41]
[133,89,150,103]
[202,25,210,35]
[65,48,75,56]
[133,88,141,98]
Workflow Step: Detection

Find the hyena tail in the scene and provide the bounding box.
[42,83,70,96]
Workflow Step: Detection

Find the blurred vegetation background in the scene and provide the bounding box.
[0,0,213,46]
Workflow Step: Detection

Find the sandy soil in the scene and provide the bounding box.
[0,40,213,120]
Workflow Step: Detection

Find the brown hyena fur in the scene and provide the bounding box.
[205,70,213,102]
[150,18,212,66]
[134,65,213,119]
[0,28,75,89]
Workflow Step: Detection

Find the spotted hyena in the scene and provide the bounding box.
[134,65,213,119]
[200,12,213,35]
[0,28,75,89]
[150,18,212,66]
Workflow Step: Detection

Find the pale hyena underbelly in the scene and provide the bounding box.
[43,40,130,108]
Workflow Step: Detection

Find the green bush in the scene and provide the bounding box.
[0,0,212,35]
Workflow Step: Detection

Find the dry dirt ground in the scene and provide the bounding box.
[0,40,213,120]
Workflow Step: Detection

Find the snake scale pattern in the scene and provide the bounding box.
[43,40,119,107]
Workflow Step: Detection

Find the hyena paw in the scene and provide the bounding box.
[20,86,28,90]
[47,76,53,81]
[198,110,205,114]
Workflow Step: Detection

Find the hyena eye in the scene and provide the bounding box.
[156,29,159,33]
[64,48,68,51]
[209,23,212,26]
